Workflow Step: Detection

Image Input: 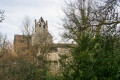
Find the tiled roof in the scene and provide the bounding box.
[14,35,24,40]
[14,35,31,41]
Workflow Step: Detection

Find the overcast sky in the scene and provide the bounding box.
[0,0,65,43]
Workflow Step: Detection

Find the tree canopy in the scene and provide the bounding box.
[60,0,120,80]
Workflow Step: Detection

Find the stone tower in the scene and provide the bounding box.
[32,17,53,53]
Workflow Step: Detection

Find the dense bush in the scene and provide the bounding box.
[0,54,42,80]
[60,33,120,80]
[0,53,62,80]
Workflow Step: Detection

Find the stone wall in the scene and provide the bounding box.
[46,48,70,74]
[32,17,53,46]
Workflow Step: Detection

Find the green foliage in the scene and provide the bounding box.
[60,32,120,80]
[0,60,42,80]
[45,71,62,80]
[0,54,50,80]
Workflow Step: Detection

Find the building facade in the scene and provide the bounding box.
[14,17,73,74]
[14,17,53,54]
[32,17,53,46]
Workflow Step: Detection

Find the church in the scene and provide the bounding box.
[14,17,74,59]
[14,17,75,73]
[14,17,53,54]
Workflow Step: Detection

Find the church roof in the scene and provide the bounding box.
[14,35,31,42]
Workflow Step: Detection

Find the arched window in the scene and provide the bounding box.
[43,24,45,28]
[39,23,41,27]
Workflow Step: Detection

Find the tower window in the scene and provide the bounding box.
[43,24,45,28]
[39,23,41,27]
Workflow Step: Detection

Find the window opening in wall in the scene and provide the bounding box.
[39,23,41,27]
[43,24,45,28]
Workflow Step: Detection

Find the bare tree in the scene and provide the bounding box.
[92,0,120,34]
[0,10,5,22]
[21,16,34,35]
[0,10,6,58]
[0,34,9,58]
[62,0,120,42]
[20,16,34,50]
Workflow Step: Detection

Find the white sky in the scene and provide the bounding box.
[0,0,65,43]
